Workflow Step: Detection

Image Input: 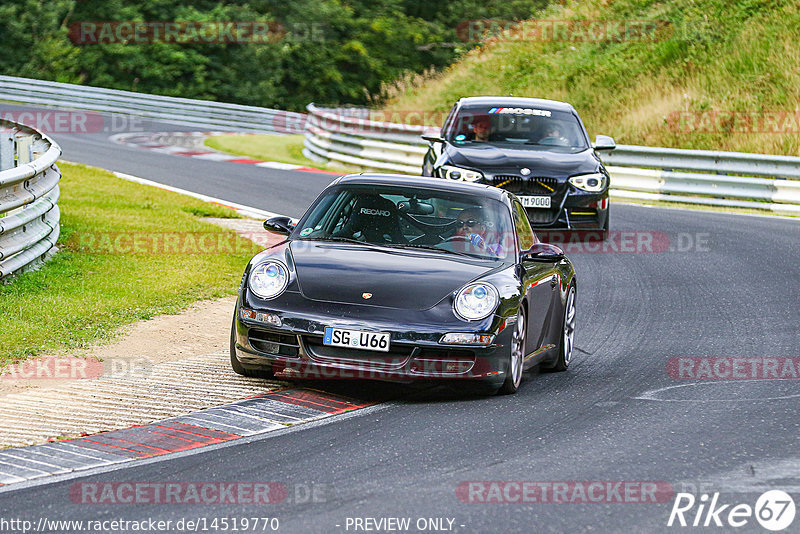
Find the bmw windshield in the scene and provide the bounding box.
[292,185,515,262]
[444,106,589,151]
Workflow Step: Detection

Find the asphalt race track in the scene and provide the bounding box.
[1,105,799,533]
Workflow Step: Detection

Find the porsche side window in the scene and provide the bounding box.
[513,201,535,250]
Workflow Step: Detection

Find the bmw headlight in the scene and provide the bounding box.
[248,261,289,299]
[569,172,606,192]
[440,165,484,182]
[454,282,499,321]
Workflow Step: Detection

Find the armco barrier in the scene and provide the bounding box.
[0,75,306,134]
[304,104,800,215]
[602,147,800,214]
[0,119,61,281]
[303,103,434,174]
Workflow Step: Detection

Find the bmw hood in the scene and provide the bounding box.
[444,143,599,178]
[290,242,498,310]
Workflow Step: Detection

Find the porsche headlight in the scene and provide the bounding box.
[454,282,499,321]
[569,172,606,192]
[248,261,289,299]
[440,165,484,182]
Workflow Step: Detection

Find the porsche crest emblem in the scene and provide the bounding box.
[362,293,373,299]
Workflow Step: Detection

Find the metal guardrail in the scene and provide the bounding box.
[601,147,800,213]
[303,103,434,174]
[0,119,61,281]
[304,105,800,215]
[0,75,306,134]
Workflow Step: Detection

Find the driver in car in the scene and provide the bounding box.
[472,116,491,142]
[455,207,504,256]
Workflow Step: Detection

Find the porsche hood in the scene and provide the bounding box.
[290,242,498,310]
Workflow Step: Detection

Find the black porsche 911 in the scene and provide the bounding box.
[231,174,577,395]
[422,96,615,235]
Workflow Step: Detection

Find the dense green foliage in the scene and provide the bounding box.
[0,0,545,110]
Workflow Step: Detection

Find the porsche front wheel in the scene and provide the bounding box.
[230,314,274,379]
[548,285,575,372]
[498,308,526,395]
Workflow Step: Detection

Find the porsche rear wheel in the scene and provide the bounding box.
[498,308,526,395]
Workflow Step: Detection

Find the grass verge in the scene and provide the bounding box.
[0,162,262,366]
[204,133,357,173]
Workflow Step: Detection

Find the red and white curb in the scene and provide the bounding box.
[0,388,375,487]
[110,131,340,175]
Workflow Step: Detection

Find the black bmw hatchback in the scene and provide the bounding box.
[422,96,616,234]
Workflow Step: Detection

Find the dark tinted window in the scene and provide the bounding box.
[445,106,587,150]
[294,185,515,261]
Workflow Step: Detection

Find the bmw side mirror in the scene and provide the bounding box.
[263,216,295,236]
[592,135,616,151]
[522,243,565,262]
[422,134,445,144]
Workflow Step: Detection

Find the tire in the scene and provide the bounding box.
[498,307,526,395]
[230,314,274,379]
[548,285,576,372]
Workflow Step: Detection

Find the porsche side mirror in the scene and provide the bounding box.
[592,135,616,151]
[521,243,565,262]
[263,216,295,236]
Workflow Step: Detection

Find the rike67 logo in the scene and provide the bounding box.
[668,490,796,531]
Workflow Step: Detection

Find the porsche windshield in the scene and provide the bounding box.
[293,185,515,261]
[444,106,588,150]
